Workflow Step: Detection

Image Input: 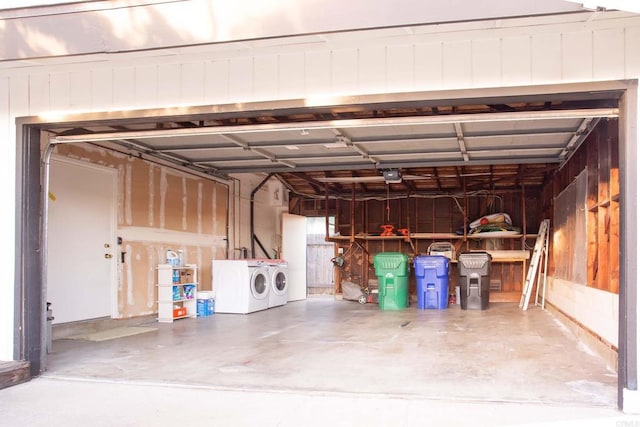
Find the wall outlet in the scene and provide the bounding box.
[338,247,344,254]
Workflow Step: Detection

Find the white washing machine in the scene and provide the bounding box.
[212,260,270,314]
[267,259,289,308]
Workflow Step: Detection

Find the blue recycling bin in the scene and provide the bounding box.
[414,255,450,309]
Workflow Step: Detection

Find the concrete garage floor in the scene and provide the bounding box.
[2,297,635,426]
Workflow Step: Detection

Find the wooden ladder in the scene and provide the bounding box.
[519,219,550,311]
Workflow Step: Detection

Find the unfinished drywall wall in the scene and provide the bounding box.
[54,143,228,318]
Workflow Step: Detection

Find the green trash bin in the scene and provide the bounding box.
[373,252,409,310]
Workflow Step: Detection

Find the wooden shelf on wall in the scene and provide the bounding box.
[328,233,538,242]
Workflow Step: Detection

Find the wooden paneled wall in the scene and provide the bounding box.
[291,190,542,298]
[544,118,620,294]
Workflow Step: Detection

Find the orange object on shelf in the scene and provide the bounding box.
[173,307,187,318]
[397,228,409,236]
[380,224,395,236]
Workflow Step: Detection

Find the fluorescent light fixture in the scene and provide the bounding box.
[323,141,348,149]
[285,145,300,150]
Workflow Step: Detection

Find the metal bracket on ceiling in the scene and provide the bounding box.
[331,129,376,164]
[558,117,600,167]
[220,133,296,168]
[454,122,470,162]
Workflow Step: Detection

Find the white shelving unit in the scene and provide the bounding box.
[157,263,198,323]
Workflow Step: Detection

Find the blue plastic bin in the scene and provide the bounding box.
[414,255,450,309]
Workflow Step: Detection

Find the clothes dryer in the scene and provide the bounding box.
[212,260,270,314]
[267,259,289,308]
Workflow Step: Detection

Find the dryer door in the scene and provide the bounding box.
[251,268,269,300]
[272,268,288,296]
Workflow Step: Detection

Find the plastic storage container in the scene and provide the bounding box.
[373,252,409,310]
[457,252,492,310]
[197,291,215,317]
[414,255,450,309]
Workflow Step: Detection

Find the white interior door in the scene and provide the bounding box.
[282,213,307,301]
[47,156,117,324]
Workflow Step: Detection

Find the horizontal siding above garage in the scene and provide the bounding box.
[3,13,639,118]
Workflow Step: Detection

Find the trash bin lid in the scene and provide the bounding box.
[373,252,408,272]
[458,252,491,269]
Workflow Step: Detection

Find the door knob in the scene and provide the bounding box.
[104,253,113,259]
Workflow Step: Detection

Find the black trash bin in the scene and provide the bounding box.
[457,252,492,310]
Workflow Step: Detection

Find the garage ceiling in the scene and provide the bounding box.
[47,91,619,196]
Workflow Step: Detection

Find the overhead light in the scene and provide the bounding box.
[285,145,300,150]
[323,141,348,149]
[323,135,351,149]
[382,169,402,184]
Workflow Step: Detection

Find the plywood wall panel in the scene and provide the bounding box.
[597,207,611,291]
[545,119,619,295]
[185,177,201,233]
[610,200,620,294]
[162,172,185,231]
[215,182,228,238]
[130,160,153,227]
[121,242,154,317]
[198,181,211,235]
